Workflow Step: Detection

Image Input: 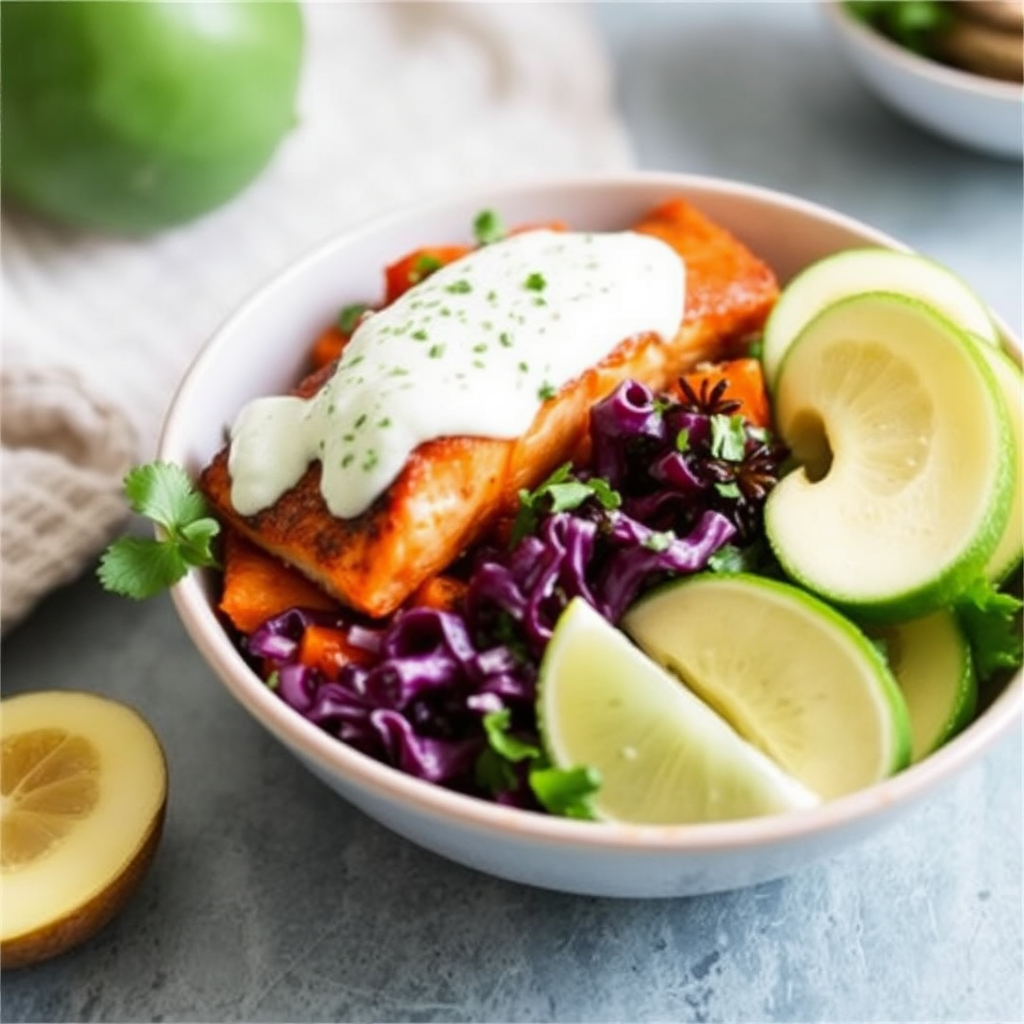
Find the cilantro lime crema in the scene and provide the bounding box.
[228,229,686,519]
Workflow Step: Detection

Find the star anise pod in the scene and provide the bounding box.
[702,438,788,540]
[675,375,742,418]
[733,440,786,503]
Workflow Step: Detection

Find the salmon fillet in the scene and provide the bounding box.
[200,198,779,620]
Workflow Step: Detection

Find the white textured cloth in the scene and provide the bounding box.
[0,1,631,632]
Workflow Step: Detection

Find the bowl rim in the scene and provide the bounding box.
[164,169,1024,855]
[823,0,1024,102]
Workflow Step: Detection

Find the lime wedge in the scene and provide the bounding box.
[765,292,1015,623]
[761,248,999,386]
[622,573,912,800]
[976,341,1023,584]
[537,597,821,825]
[869,611,976,763]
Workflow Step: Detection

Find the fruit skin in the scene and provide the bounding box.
[1,801,166,971]
[0,0,304,235]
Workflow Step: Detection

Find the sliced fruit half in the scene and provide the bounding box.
[869,610,977,764]
[765,292,1014,623]
[622,573,912,800]
[1,690,168,969]
[761,248,999,386]
[537,597,821,825]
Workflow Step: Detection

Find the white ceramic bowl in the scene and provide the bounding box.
[821,1,1023,160]
[162,173,1023,898]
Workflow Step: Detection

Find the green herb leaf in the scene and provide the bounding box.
[411,253,443,283]
[710,413,748,462]
[524,272,547,292]
[473,209,506,245]
[97,461,220,599]
[122,461,205,529]
[475,747,517,795]
[336,302,369,335]
[843,0,953,55]
[483,708,541,763]
[956,577,1024,682]
[529,763,601,819]
[642,530,674,553]
[707,543,757,574]
[511,463,621,545]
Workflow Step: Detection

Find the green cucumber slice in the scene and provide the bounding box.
[765,292,1014,622]
[870,610,977,763]
[976,341,1023,584]
[762,248,999,387]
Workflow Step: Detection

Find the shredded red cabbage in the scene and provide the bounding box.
[242,375,786,808]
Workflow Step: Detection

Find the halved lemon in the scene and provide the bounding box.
[1,691,168,969]
[537,597,820,825]
[765,292,1015,623]
[623,573,911,800]
[869,610,976,763]
[761,248,999,386]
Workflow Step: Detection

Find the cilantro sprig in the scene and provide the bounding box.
[477,708,600,819]
[511,462,621,545]
[473,209,506,246]
[956,577,1024,682]
[97,461,220,599]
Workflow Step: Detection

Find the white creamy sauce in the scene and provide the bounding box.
[228,229,685,519]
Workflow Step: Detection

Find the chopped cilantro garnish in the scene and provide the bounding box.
[483,708,541,763]
[643,531,674,553]
[336,302,369,335]
[537,382,557,401]
[511,463,621,544]
[710,413,748,462]
[707,543,759,574]
[524,272,547,292]
[446,279,472,294]
[411,253,443,283]
[529,763,600,819]
[473,209,506,245]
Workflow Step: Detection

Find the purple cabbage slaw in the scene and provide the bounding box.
[242,375,786,812]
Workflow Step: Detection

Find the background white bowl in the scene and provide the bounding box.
[161,172,1023,898]
[821,1,1023,160]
